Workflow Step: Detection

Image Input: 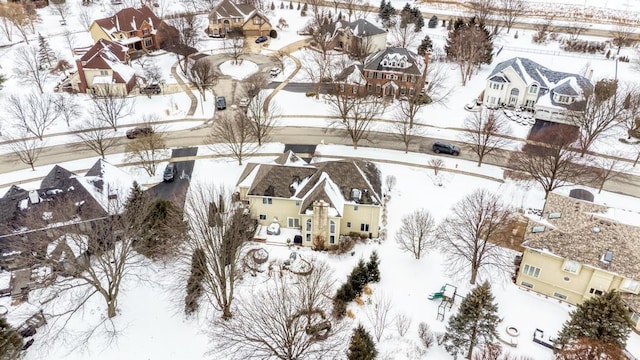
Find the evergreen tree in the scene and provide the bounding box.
[289,0,293,9]
[366,251,380,283]
[349,259,368,295]
[378,1,396,28]
[413,12,424,32]
[297,2,300,10]
[280,2,284,9]
[124,181,147,216]
[399,3,412,28]
[428,15,438,28]
[271,1,275,10]
[443,282,500,359]
[38,33,57,70]
[417,35,433,56]
[378,0,386,17]
[347,325,377,360]
[184,248,206,315]
[136,199,188,259]
[556,290,633,351]
[301,2,308,15]
[0,317,23,360]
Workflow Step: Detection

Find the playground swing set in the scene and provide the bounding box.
[428,283,460,321]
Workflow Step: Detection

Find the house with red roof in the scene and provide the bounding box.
[70,39,137,95]
[89,6,170,54]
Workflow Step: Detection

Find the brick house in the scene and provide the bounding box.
[207,0,272,37]
[89,6,171,54]
[70,39,136,95]
[334,47,428,99]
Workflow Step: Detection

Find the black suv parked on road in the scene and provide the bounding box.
[432,141,460,156]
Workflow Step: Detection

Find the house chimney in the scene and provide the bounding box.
[311,200,329,246]
[423,52,430,74]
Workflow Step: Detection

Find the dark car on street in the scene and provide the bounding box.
[163,163,178,182]
[432,141,460,156]
[126,127,154,139]
[216,96,226,110]
[255,36,268,43]
[142,83,161,95]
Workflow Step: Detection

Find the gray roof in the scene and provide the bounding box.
[208,0,259,22]
[239,154,382,212]
[349,19,386,37]
[334,64,364,82]
[488,57,593,110]
[364,47,425,76]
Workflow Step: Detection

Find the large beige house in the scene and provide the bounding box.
[329,19,387,57]
[483,58,593,125]
[515,192,640,331]
[207,0,272,37]
[236,151,382,247]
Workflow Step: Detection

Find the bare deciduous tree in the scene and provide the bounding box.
[208,112,257,165]
[391,107,422,153]
[511,126,590,198]
[385,174,397,194]
[246,90,279,146]
[571,80,634,156]
[14,44,50,93]
[366,292,393,342]
[165,14,201,73]
[302,49,333,96]
[429,158,445,176]
[124,119,168,176]
[91,85,135,131]
[0,3,33,44]
[50,1,71,21]
[327,94,387,149]
[54,93,82,127]
[436,189,513,284]
[77,6,93,30]
[144,60,163,85]
[243,72,269,99]
[394,313,411,337]
[270,50,287,73]
[388,22,419,48]
[499,0,525,33]
[7,92,60,140]
[225,29,245,65]
[75,119,119,159]
[210,258,345,358]
[186,58,218,102]
[395,208,436,259]
[3,132,43,171]
[424,61,454,105]
[612,25,636,55]
[472,0,496,26]
[460,109,511,167]
[591,155,630,194]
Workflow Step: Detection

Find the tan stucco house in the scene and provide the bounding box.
[483,57,593,125]
[330,19,387,57]
[236,151,382,247]
[515,192,640,331]
[70,39,136,95]
[207,0,272,37]
[89,6,169,54]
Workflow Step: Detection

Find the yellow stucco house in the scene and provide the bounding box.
[207,0,272,37]
[515,192,640,331]
[236,151,382,247]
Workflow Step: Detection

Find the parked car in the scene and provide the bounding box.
[216,96,226,110]
[270,67,281,77]
[432,141,460,156]
[163,163,178,182]
[142,83,161,95]
[208,33,225,38]
[239,97,250,107]
[255,36,268,44]
[125,127,153,139]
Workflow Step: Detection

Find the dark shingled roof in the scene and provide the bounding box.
[349,19,386,37]
[334,64,364,82]
[41,166,78,190]
[364,47,424,76]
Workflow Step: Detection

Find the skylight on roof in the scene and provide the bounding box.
[532,226,545,233]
